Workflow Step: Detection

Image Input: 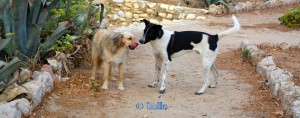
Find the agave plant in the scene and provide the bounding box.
[0,0,70,61]
[0,38,20,91]
[0,0,71,91]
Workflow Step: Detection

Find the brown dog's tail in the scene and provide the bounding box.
[218,15,240,39]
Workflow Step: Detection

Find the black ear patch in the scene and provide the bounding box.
[113,33,123,47]
[154,25,164,39]
[140,19,150,25]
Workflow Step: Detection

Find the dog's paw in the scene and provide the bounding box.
[102,85,108,90]
[194,91,203,95]
[208,85,216,88]
[159,89,166,94]
[111,77,117,82]
[118,85,125,91]
[148,83,156,88]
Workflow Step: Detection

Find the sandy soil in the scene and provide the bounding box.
[30,4,300,118]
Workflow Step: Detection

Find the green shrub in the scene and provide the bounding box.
[279,6,300,28]
[242,49,251,59]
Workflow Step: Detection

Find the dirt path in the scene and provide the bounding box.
[30,4,300,118]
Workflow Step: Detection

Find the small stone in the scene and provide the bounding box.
[146,9,156,14]
[147,3,157,8]
[139,13,149,18]
[149,19,160,24]
[166,14,173,20]
[158,12,167,18]
[112,0,124,3]
[160,4,169,10]
[125,12,133,19]
[125,3,133,8]
[133,14,139,19]
[117,11,125,18]
[185,14,196,20]
[196,16,206,20]
[133,3,139,9]
[279,42,289,50]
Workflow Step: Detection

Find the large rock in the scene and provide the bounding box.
[22,71,53,108]
[256,56,276,78]
[278,81,295,111]
[267,67,293,97]
[209,4,222,15]
[292,100,300,117]
[0,98,31,117]
[0,83,27,102]
[241,40,259,61]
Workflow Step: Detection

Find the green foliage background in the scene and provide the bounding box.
[279,6,300,27]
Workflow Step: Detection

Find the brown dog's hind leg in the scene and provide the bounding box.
[117,63,125,90]
[91,55,101,80]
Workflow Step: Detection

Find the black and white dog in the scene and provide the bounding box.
[139,16,240,95]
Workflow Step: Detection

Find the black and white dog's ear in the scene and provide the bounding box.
[156,25,164,39]
[140,19,150,25]
[156,24,162,29]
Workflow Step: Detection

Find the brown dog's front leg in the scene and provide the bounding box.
[118,63,125,90]
[102,62,109,90]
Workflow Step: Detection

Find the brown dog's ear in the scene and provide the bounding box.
[140,19,150,25]
[113,33,123,47]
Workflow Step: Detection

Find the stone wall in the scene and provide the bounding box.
[105,0,208,26]
[241,40,300,117]
[100,0,300,27]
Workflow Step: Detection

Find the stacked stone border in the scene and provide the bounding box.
[0,59,65,117]
[101,0,300,27]
[241,40,300,117]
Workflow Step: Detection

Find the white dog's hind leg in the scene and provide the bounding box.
[148,54,163,88]
[159,61,169,94]
[195,58,212,95]
[208,64,220,88]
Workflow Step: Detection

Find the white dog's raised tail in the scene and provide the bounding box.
[218,15,240,39]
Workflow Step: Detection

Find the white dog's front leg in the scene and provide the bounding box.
[159,62,169,94]
[148,54,162,88]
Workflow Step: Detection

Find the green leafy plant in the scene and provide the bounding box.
[279,6,300,28]
[91,81,99,97]
[242,49,251,60]
[53,34,79,53]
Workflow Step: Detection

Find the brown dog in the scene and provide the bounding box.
[91,30,138,90]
